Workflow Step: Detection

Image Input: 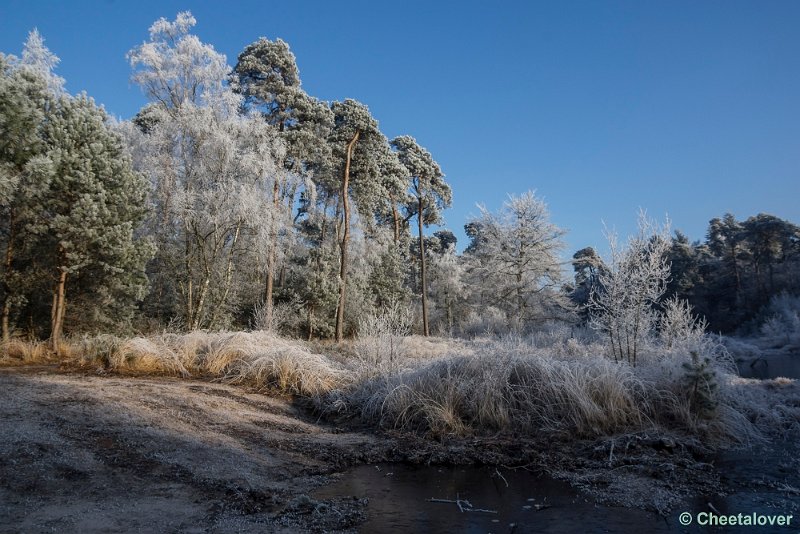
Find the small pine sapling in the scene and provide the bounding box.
[681,351,719,419]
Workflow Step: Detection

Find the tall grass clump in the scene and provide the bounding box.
[333,343,659,439]
[1,338,51,364]
[25,330,347,397]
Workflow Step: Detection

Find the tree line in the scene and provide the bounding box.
[2,13,798,349]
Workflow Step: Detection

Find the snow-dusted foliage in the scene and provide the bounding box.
[233,36,333,330]
[18,29,65,95]
[757,292,800,347]
[127,12,227,110]
[590,212,671,366]
[127,12,285,329]
[464,191,567,332]
[1,34,150,346]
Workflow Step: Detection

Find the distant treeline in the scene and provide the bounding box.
[570,213,800,333]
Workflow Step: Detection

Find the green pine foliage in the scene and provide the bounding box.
[681,351,719,419]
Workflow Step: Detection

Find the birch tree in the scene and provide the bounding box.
[589,213,671,366]
[128,12,284,329]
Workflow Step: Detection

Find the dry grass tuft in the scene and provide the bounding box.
[1,339,51,364]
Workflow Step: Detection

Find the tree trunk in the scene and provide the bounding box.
[391,198,401,244]
[335,131,360,342]
[209,221,242,329]
[1,212,14,344]
[418,195,430,337]
[306,304,314,342]
[184,230,194,328]
[264,177,282,331]
[50,268,67,352]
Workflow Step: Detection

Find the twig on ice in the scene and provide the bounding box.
[495,468,509,487]
[428,497,497,514]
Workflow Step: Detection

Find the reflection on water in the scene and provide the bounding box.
[314,463,674,533]
[315,461,797,533]
[737,353,800,379]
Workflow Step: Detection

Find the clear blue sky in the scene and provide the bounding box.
[2,0,799,260]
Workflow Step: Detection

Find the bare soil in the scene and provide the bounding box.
[1,366,798,532]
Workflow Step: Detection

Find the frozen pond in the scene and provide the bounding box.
[315,463,677,533]
[737,351,800,379]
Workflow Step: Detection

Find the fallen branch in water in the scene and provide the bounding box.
[428,497,498,514]
[494,468,509,487]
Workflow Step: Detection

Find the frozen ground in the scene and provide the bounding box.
[1,363,798,532]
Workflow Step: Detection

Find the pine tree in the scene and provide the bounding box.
[681,351,719,419]
[0,53,52,342]
[329,99,403,341]
[29,94,152,348]
[233,37,333,329]
[391,135,451,336]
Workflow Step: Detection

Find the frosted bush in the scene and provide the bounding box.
[758,293,800,347]
[354,303,413,372]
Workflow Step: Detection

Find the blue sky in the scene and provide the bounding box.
[2,0,799,260]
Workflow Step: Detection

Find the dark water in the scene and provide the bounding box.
[736,352,800,379]
[315,462,798,533]
[315,464,676,533]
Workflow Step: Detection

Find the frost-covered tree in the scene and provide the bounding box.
[3,34,147,345]
[19,29,65,96]
[427,240,466,335]
[590,213,671,366]
[128,12,227,110]
[464,191,566,330]
[127,12,284,329]
[0,53,51,342]
[329,99,404,341]
[29,94,151,348]
[391,135,451,336]
[233,37,333,329]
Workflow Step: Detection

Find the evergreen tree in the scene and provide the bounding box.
[329,99,403,341]
[0,52,51,341]
[30,94,152,347]
[234,37,333,328]
[391,135,451,336]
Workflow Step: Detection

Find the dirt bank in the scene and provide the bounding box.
[1,366,797,532]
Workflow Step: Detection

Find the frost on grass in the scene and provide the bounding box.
[4,324,798,449]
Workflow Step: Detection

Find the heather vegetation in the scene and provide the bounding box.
[2,12,800,452]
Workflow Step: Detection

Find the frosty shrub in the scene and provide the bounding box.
[590,213,671,366]
[354,303,413,371]
[659,296,708,350]
[460,306,508,338]
[758,293,800,347]
[252,297,304,336]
